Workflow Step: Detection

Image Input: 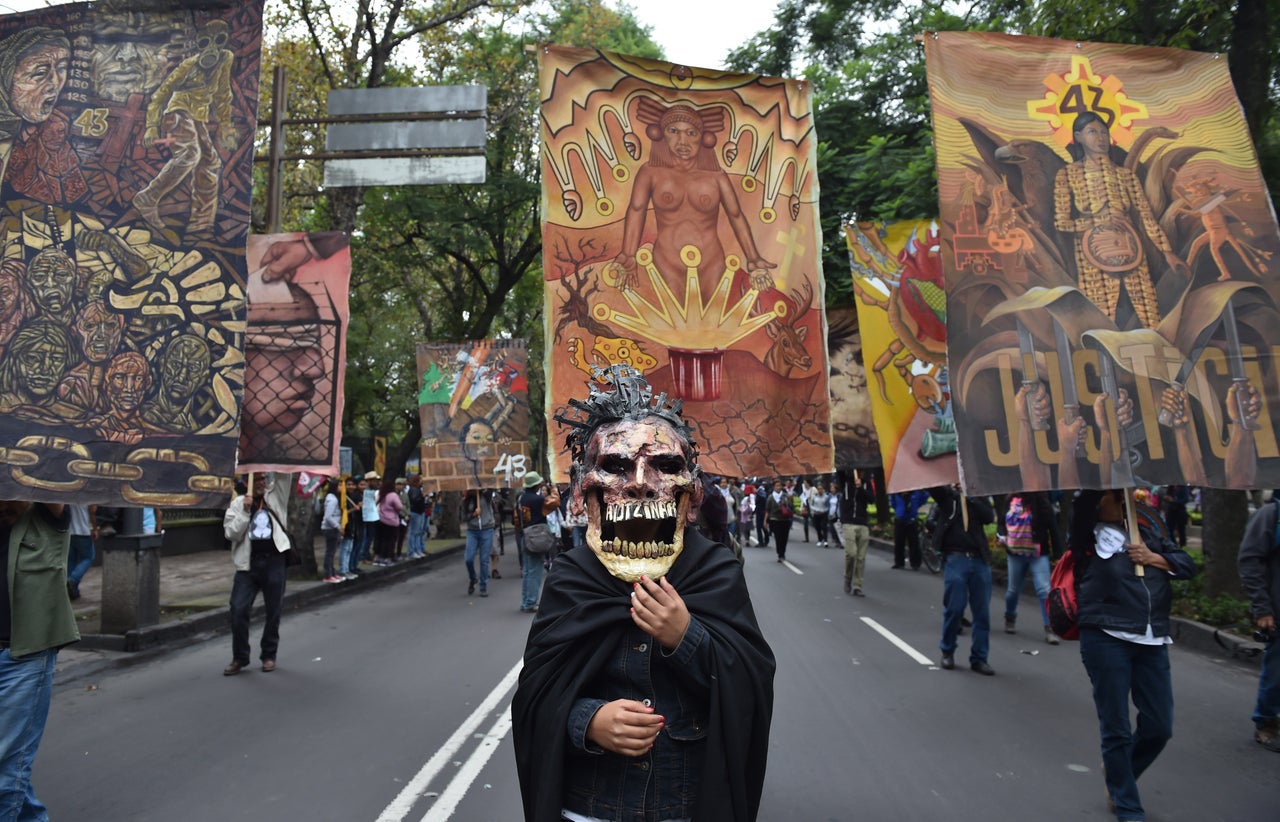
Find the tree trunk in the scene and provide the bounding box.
[1229,0,1276,138]
[284,473,320,579]
[436,490,462,539]
[1199,488,1247,597]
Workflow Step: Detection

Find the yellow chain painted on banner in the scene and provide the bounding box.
[0,440,232,503]
[120,447,223,506]
[68,460,145,481]
[8,436,92,492]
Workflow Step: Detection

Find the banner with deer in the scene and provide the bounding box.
[539,44,833,482]
[237,232,349,476]
[416,339,530,492]
[925,31,1280,495]
[846,220,958,492]
[826,305,881,470]
[0,2,263,506]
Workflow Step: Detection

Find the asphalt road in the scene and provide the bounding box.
[38,536,1275,821]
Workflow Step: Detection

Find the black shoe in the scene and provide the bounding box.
[467,580,476,595]
[940,654,955,670]
[970,660,995,676]
[890,564,906,569]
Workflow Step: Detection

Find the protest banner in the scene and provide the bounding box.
[0,2,264,505]
[539,44,833,482]
[417,339,529,491]
[925,31,1280,494]
[237,232,349,475]
[846,219,958,491]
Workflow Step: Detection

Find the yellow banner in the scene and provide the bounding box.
[926,31,1280,494]
[539,44,832,482]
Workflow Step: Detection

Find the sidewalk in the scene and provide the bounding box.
[56,533,467,683]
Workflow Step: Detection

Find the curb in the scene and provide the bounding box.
[75,543,465,654]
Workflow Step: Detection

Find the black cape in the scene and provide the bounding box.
[512,528,775,822]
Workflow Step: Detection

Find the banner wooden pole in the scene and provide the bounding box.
[1124,489,1145,577]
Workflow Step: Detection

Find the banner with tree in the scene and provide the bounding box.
[0,1,263,506]
[416,339,530,491]
[925,31,1280,495]
[237,232,349,475]
[539,43,833,482]
[846,220,957,492]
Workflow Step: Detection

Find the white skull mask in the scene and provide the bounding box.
[575,416,702,582]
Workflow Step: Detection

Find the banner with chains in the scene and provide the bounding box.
[237,232,349,475]
[539,44,834,484]
[825,305,880,471]
[416,339,530,492]
[926,31,1280,495]
[0,1,263,505]
[846,220,958,492]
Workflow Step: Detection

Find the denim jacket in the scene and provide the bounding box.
[564,616,713,821]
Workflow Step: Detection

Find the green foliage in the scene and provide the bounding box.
[1171,551,1253,629]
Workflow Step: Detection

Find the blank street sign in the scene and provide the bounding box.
[323,155,486,188]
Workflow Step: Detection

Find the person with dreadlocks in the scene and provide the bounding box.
[512,365,775,822]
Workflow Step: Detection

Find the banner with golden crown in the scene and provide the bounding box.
[0,2,263,506]
[417,339,530,491]
[237,232,349,476]
[539,44,832,482]
[925,31,1280,495]
[846,220,958,492]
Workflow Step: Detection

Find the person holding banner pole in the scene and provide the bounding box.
[1069,489,1196,822]
[462,488,495,597]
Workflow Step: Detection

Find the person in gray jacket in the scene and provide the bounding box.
[222,472,291,675]
[1239,491,1280,752]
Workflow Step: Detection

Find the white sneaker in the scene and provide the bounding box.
[344,573,358,580]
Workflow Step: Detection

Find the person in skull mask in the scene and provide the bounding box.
[512,365,775,822]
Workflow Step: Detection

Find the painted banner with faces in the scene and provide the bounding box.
[926,31,1280,495]
[416,339,530,492]
[539,44,834,483]
[237,232,350,475]
[0,2,263,505]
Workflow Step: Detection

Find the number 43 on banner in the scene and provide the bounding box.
[493,452,527,486]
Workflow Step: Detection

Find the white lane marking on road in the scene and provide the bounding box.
[375,659,522,822]
[782,559,803,575]
[419,705,514,822]
[860,616,935,666]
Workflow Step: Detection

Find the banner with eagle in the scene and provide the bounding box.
[539,44,833,482]
[925,31,1280,495]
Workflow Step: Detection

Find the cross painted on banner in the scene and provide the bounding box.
[101,93,148,172]
[775,224,808,277]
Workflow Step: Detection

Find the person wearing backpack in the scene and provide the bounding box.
[1238,489,1280,753]
[765,479,794,562]
[999,491,1063,644]
[1069,489,1197,822]
[515,472,559,612]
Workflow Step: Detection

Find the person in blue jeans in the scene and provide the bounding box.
[462,488,495,597]
[998,491,1063,644]
[1238,491,1280,753]
[1071,489,1197,822]
[514,471,559,612]
[929,485,995,675]
[66,503,97,600]
[405,474,428,558]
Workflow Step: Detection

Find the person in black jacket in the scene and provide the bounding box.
[930,485,996,675]
[1238,491,1280,752]
[1070,489,1197,822]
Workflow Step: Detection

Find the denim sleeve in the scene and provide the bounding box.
[660,615,713,689]
[567,697,607,754]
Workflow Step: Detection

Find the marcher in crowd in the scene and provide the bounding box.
[1238,489,1280,753]
[321,478,342,582]
[844,474,871,596]
[66,503,97,600]
[1,498,75,821]
[809,482,830,547]
[358,471,379,568]
[754,482,770,548]
[999,491,1063,644]
[223,472,291,675]
[515,472,559,612]
[462,488,496,597]
[890,489,928,569]
[339,475,359,579]
[375,476,403,566]
[739,483,756,546]
[1162,485,1191,549]
[793,480,810,542]
[766,479,793,563]
[406,473,428,559]
[930,485,996,675]
[1070,489,1197,821]
[826,481,843,549]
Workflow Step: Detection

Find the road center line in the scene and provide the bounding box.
[782,559,803,575]
[860,616,935,666]
[375,658,523,822]
[420,705,514,822]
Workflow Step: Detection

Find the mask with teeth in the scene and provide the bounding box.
[575,416,702,582]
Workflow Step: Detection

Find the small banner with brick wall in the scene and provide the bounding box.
[416,339,530,491]
[237,232,349,475]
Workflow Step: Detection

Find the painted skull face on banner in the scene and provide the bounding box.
[558,366,703,583]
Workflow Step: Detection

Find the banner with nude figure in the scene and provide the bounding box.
[416,339,530,492]
[846,220,958,492]
[237,232,350,476]
[539,44,833,483]
[0,2,263,506]
[925,31,1280,495]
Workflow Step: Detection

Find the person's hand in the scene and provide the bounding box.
[260,239,315,284]
[630,575,690,651]
[1160,385,1190,429]
[611,252,639,291]
[143,126,159,145]
[1127,542,1157,567]
[1057,413,1086,455]
[586,698,663,757]
[1257,615,1276,632]
[1014,381,1050,428]
[242,496,253,511]
[1227,381,1261,427]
